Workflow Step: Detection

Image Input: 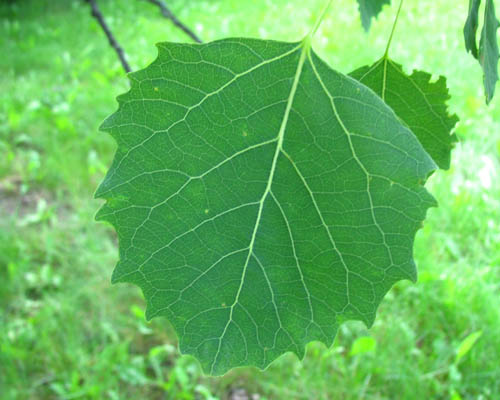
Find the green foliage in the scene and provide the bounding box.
[480,0,500,103]
[464,0,481,58]
[356,0,391,31]
[349,335,377,356]
[455,330,482,364]
[350,58,458,169]
[3,0,500,398]
[357,0,499,104]
[96,34,439,374]
[463,0,500,103]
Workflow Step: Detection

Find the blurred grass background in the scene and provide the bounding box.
[1,0,499,399]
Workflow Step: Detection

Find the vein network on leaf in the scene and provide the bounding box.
[96,0,443,376]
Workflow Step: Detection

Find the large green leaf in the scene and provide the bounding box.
[357,0,391,31]
[350,58,458,170]
[96,38,437,375]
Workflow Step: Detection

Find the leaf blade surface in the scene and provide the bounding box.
[96,38,436,375]
[464,0,481,59]
[350,58,458,170]
[479,0,499,103]
[463,0,500,103]
[357,0,391,31]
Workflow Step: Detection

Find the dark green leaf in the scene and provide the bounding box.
[464,0,481,59]
[479,0,499,103]
[350,58,458,170]
[357,0,391,31]
[96,38,436,375]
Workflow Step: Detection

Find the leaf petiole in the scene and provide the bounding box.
[384,0,404,56]
[308,0,334,39]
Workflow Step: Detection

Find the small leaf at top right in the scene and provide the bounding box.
[357,0,392,31]
[478,0,499,104]
[463,0,500,104]
[464,0,481,59]
[349,58,458,170]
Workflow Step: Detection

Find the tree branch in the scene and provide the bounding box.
[86,0,131,73]
[143,0,203,43]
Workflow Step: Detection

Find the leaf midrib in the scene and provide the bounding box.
[210,40,310,374]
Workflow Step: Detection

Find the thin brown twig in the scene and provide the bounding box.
[142,0,203,43]
[86,0,131,73]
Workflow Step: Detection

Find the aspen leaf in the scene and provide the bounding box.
[96,38,436,375]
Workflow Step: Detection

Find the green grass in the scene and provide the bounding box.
[1,0,499,399]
